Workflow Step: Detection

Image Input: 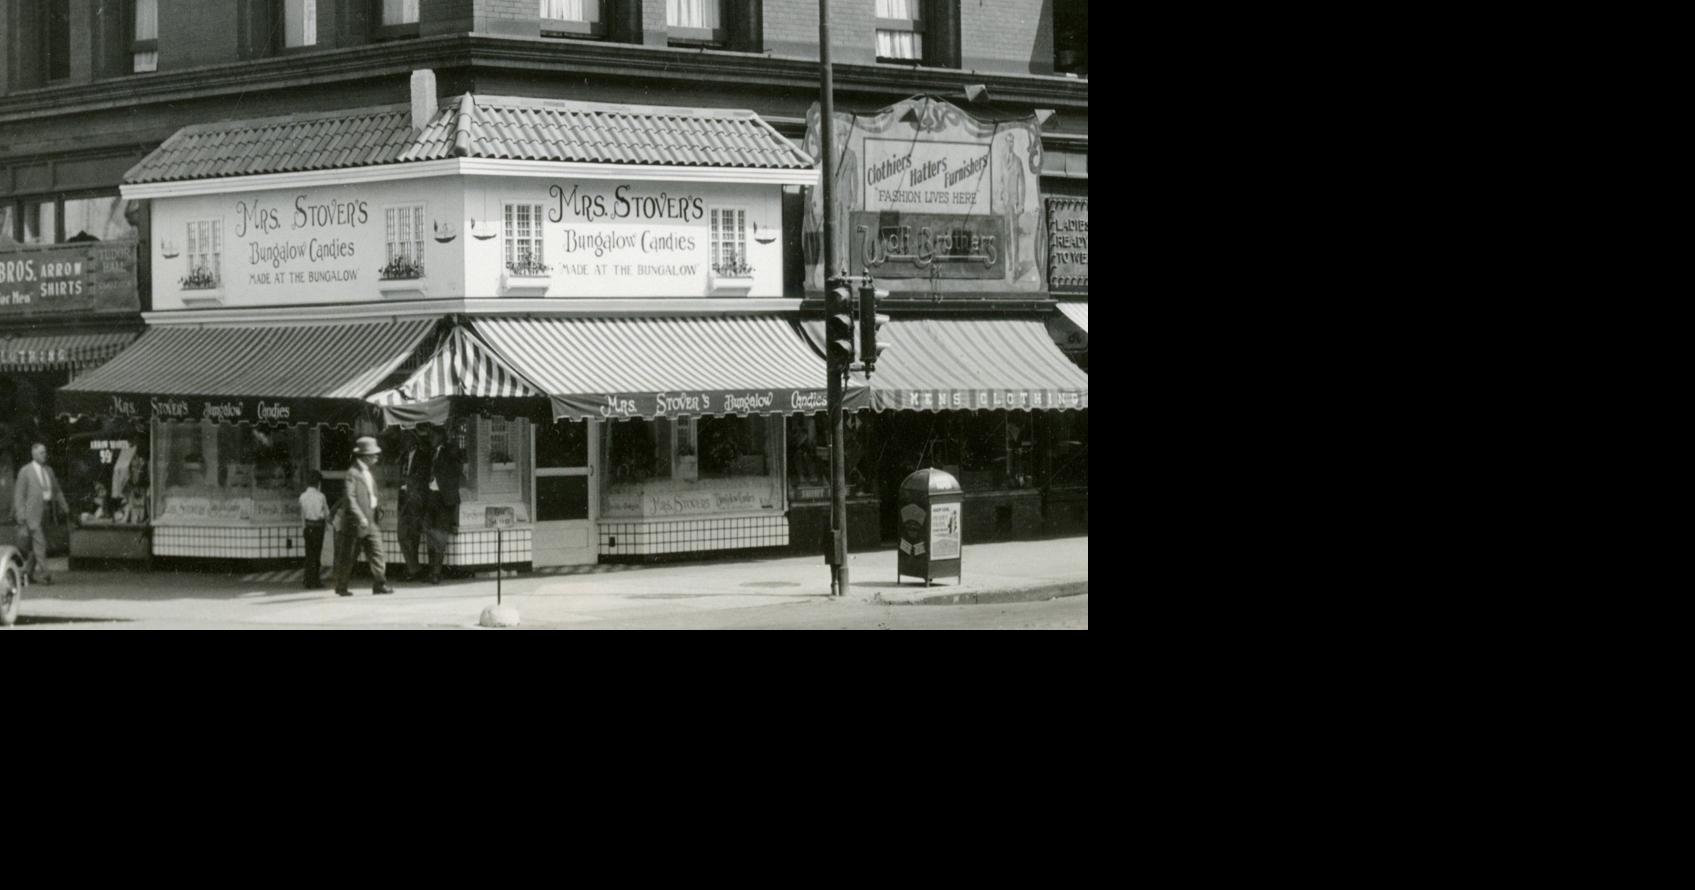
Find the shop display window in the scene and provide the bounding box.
[604,415,785,519]
[605,419,672,484]
[65,419,150,527]
[786,413,873,499]
[1047,410,1088,488]
[156,422,311,523]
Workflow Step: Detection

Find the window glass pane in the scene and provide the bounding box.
[605,419,670,484]
[47,0,71,80]
[382,0,419,25]
[536,420,589,469]
[135,0,159,38]
[536,475,589,521]
[877,30,923,59]
[698,416,768,479]
[876,0,920,20]
[668,0,721,29]
[23,201,57,244]
[285,0,317,47]
[542,0,601,21]
[0,206,16,245]
[62,196,137,242]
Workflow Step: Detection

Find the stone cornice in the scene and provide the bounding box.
[0,34,1089,124]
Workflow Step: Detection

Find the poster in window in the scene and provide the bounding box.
[930,502,961,560]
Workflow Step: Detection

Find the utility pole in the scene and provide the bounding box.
[819,0,849,597]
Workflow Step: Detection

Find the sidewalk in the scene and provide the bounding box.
[14,535,1087,628]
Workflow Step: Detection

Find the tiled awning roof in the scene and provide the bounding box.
[126,95,814,184]
[0,331,137,372]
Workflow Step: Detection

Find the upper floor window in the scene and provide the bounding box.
[383,205,425,279]
[875,0,923,61]
[1,195,139,246]
[133,0,160,73]
[1052,0,1087,74]
[43,0,72,81]
[541,0,605,37]
[184,220,223,290]
[282,0,318,48]
[668,0,724,45]
[379,0,419,25]
[710,208,751,277]
[503,204,547,276]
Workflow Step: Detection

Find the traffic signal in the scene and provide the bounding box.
[825,277,857,368]
[858,279,891,374]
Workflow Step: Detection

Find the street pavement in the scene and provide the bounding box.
[9,535,1088,629]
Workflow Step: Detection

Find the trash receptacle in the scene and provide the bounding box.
[897,468,962,586]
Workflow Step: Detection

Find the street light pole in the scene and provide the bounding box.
[819,0,849,597]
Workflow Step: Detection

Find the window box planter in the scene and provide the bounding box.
[490,462,517,472]
[501,265,552,297]
[709,263,755,294]
[378,278,429,299]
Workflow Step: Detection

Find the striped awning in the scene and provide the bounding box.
[1055,302,1088,333]
[59,319,435,425]
[473,315,835,420]
[800,317,1088,413]
[368,325,544,427]
[0,331,137,372]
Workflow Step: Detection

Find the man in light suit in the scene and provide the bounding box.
[13,442,70,585]
[331,437,395,597]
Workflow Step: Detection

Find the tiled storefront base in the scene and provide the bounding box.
[153,525,304,559]
[381,528,532,568]
[153,525,530,567]
[599,515,788,557]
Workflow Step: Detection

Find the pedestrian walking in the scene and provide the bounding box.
[331,436,395,596]
[299,471,329,589]
[12,442,69,585]
[423,433,462,584]
[396,427,433,580]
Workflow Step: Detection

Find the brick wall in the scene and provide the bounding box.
[641,0,669,46]
[0,1,12,94]
[764,0,876,65]
[158,0,242,71]
[475,0,541,36]
[959,0,1053,74]
[422,0,476,35]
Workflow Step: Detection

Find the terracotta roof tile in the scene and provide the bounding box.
[126,95,815,184]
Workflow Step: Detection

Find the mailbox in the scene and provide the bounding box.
[897,468,963,586]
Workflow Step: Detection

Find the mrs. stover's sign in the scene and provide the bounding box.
[148,175,785,309]
[803,96,1045,297]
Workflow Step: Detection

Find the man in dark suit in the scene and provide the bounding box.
[423,432,463,584]
[12,442,69,585]
[331,436,395,596]
[396,428,432,581]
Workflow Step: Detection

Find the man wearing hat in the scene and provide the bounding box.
[331,436,395,596]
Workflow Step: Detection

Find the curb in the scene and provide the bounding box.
[869,580,1088,606]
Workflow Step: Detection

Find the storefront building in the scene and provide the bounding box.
[798,95,1089,547]
[1,196,145,558]
[59,86,827,568]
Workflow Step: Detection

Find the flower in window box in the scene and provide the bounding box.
[712,260,756,279]
[180,265,218,289]
[378,258,426,280]
[504,260,552,277]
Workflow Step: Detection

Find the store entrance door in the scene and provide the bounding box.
[532,419,596,566]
